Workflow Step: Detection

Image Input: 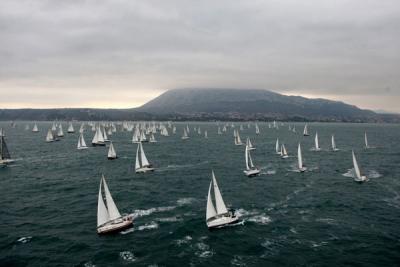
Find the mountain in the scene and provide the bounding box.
[138,88,384,122]
[1,88,399,122]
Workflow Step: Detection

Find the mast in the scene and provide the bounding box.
[352,150,362,179]
[97,177,109,227]
[212,171,228,215]
[102,175,121,221]
[206,180,217,221]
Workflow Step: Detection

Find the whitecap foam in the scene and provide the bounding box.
[235,208,259,217]
[137,222,159,231]
[194,242,214,258]
[316,218,337,225]
[119,251,136,262]
[17,236,32,244]
[177,197,196,206]
[231,255,247,266]
[248,214,271,225]
[130,206,176,219]
[157,216,182,223]
[175,235,192,246]
[83,262,96,267]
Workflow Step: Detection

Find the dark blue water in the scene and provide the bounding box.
[1,122,399,266]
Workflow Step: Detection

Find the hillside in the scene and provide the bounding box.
[138,88,380,122]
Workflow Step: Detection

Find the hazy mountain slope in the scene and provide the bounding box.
[138,88,378,121]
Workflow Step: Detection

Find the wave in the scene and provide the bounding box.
[119,251,136,262]
[158,161,209,171]
[137,222,159,231]
[129,206,176,219]
[156,216,182,223]
[16,236,32,244]
[235,209,271,225]
[177,197,196,206]
[343,168,382,179]
[175,235,193,246]
[231,255,247,266]
[194,240,214,258]
[83,262,96,267]
[315,218,338,225]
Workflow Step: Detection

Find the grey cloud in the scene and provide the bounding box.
[0,0,399,110]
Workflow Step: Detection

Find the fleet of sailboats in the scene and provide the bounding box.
[206,171,239,229]
[0,121,380,235]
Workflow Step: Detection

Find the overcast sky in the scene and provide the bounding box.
[0,0,399,111]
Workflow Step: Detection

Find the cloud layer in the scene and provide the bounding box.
[0,0,399,111]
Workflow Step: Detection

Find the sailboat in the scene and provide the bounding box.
[97,175,133,234]
[77,133,88,150]
[182,128,189,140]
[103,128,110,142]
[255,124,260,134]
[0,135,14,166]
[234,130,243,145]
[275,138,281,155]
[149,133,157,143]
[364,132,370,149]
[244,145,260,177]
[281,144,289,159]
[32,123,39,133]
[107,142,117,160]
[303,124,309,136]
[246,137,255,150]
[57,124,64,137]
[297,143,307,172]
[92,126,105,146]
[204,131,208,139]
[331,135,339,151]
[135,142,154,173]
[46,129,55,142]
[206,171,239,229]
[352,150,368,183]
[314,132,321,151]
[0,128,5,137]
[67,122,75,133]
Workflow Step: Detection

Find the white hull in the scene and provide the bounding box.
[354,176,368,183]
[78,146,88,150]
[135,166,155,173]
[0,159,15,165]
[281,155,289,159]
[182,137,189,140]
[243,168,260,177]
[207,215,239,229]
[97,216,133,234]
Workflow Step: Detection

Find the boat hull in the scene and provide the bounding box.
[97,217,133,235]
[207,215,239,229]
[244,169,260,177]
[108,156,118,160]
[92,143,106,147]
[135,167,155,173]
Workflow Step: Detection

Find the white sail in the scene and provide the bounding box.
[364,132,369,148]
[248,148,255,168]
[108,142,117,158]
[255,124,260,134]
[46,129,54,142]
[303,124,309,135]
[314,132,320,150]
[204,131,208,138]
[245,146,250,170]
[80,134,87,148]
[298,143,303,169]
[212,171,228,215]
[135,145,140,169]
[97,178,109,227]
[92,127,99,144]
[275,138,280,154]
[236,131,242,145]
[352,150,362,179]
[206,181,217,220]
[139,142,150,167]
[103,128,108,141]
[331,135,336,150]
[102,175,121,221]
[58,124,64,137]
[32,123,39,132]
[68,122,74,133]
[282,144,288,156]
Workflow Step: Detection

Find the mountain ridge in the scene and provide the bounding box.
[0,88,399,122]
